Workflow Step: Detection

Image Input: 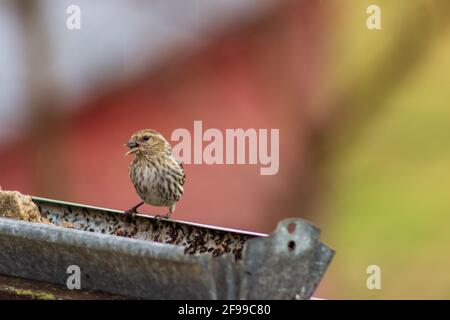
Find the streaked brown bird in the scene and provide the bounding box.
[124,129,185,219]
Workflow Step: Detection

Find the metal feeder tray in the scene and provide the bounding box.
[0,197,334,299]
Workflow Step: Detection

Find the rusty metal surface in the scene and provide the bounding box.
[34,197,258,260]
[0,197,335,299]
[240,219,334,299]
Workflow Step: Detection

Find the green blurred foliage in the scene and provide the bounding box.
[318,1,450,299]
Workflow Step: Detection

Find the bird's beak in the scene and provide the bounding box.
[124,139,139,156]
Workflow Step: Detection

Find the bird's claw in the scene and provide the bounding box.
[154,213,171,220]
[123,208,138,223]
[124,209,136,216]
[123,202,144,222]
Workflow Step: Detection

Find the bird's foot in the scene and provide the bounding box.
[124,208,137,216]
[154,213,171,220]
[123,202,144,222]
[123,208,138,223]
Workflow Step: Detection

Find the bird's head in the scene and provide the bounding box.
[125,129,170,156]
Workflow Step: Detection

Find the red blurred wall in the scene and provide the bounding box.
[0,1,327,233]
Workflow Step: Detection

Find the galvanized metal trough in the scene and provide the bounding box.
[0,196,334,299]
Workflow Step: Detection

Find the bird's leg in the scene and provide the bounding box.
[154,204,174,220]
[124,201,144,218]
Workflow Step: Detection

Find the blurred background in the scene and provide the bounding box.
[0,0,449,299]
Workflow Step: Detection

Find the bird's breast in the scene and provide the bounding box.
[130,159,167,206]
[129,156,184,207]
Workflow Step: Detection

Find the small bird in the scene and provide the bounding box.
[124,129,185,219]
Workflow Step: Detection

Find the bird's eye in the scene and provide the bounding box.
[143,136,151,141]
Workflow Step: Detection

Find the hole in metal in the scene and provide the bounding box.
[287,240,296,252]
